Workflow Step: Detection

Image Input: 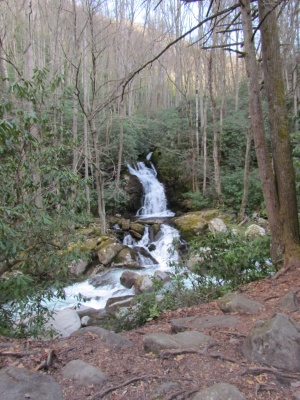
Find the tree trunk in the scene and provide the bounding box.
[208,51,222,203]
[239,124,252,219]
[240,0,281,262]
[258,0,300,268]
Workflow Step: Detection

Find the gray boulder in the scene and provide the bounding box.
[245,224,265,238]
[110,247,141,269]
[192,383,245,400]
[277,291,299,312]
[45,308,81,338]
[62,359,108,386]
[242,313,300,372]
[68,259,89,275]
[134,274,154,294]
[208,218,227,233]
[217,293,263,314]
[97,241,124,266]
[154,270,170,283]
[71,326,133,347]
[0,366,63,400]
[105,295,135,316]
[143,331,211,353]
[120,270,139,288]
[171,315,238,333]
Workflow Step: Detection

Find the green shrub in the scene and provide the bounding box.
[188,231,273,289]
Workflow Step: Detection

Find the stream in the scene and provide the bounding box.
[48,154,180,311]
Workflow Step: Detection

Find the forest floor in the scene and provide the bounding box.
[1,268,300,400]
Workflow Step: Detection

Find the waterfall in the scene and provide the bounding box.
[127,155,174,218]
[46,154,180,311]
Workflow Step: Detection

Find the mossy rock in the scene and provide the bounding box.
[130,222,145,236]
[110,247,141,269]
[97,241,124,266]
[173,210,222,240]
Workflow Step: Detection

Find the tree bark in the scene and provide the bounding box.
[208,51,222,203]
[258,0,300,267]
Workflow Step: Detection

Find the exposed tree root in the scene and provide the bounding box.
[91,375,193,399]
[159,348,245,367]
[241,366,300,380]
[0,351,37,357]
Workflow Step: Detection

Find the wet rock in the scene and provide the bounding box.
[129,229,142,240]
[111,247,141,269]
[105,295,135,315]
[71,326,133,346]
[74,305,98,317]
[242,313,300,372]
[217,293,263,314]
[77,309,107,326]
[120,270,139,288]
[154,270,170,283]
[45,308,81,338]
[208,218,227,233]
[245,224,265,238]
[97,240,123,266]
[0,366,63,400]
[277,291,299,312]
[121,218,130,231]
[131,222,145,236]
[68,259,89,275]
[62,360,109,386]
[148,243,156,251]
[143,331,211,353]
[134,274,154,294]
[173,212,208,240]
[192,383,246,400]
[171,315,238,333]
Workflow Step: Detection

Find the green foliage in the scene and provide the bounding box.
[221,169,264,214]
[100,268,227,333]
[180,190,217,211]
[0,71,90,337]
[189,232,274,289]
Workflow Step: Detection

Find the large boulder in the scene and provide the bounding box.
[208,218,227,233]
[131,222,145,236]
[62,359,109,386]
[68,259,89,276]
[111,246,141,269]
[134,274,154,294]
[217,293,263,314]
[120,270,139,288]
[245,224,265,238]
[277,291,299,312]
[173,212,209,240]
[71,326,133,347]
[242,313,300,372]
[143,331,211,353]
[171,315,238,333]
[97,239,123,266]
[105,295,136,316]
[0,366,63,400]
[45,308,81,338]
[192,383,245,400]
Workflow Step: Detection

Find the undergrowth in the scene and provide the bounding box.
[100,231,274,333]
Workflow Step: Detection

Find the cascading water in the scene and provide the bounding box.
[47,153,180,311]
[127,157,174,218]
